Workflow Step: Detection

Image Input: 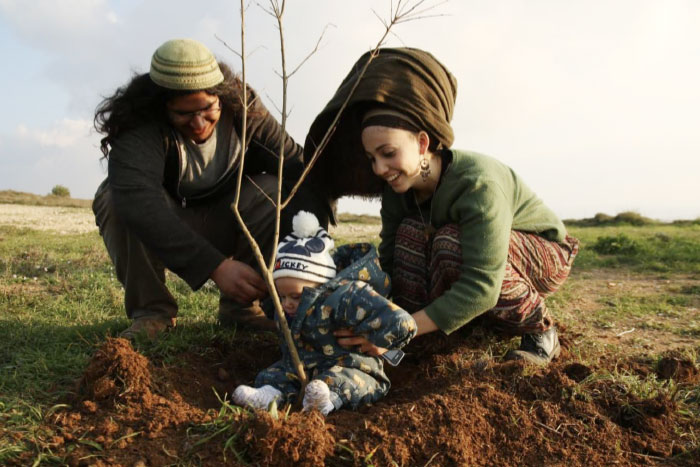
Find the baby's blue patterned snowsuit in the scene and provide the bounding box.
[257,243,417,410]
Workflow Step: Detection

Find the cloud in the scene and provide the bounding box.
[0,0,118,51]
[15,119,92,148]
[1,119,105,198]
[1,0,698,220]
[0,0,262,114]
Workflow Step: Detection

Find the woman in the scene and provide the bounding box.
[93,38,328,339]
[306,48,578,365]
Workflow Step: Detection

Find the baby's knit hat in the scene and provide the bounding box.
[150,38,224,90]
[273,211,337,283]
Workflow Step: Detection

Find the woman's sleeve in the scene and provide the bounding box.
[333,282,417,349]
[423,181,513,334]
[108,125,225,290]
[241,89,305,181]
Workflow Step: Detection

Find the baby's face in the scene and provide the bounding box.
[275,277,321,317]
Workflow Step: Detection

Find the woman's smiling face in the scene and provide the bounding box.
[361,125,425,193]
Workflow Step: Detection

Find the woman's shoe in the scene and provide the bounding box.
[504,326,561,365]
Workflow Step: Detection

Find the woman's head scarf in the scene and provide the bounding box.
[305,47,457,199]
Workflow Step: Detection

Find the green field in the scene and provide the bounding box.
[1,205,699,464]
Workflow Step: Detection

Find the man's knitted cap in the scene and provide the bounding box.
[150,39,224,90]
[273,211,337,284]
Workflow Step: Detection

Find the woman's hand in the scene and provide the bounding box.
[211,258,267,303]
[334,309,440,357]
[334,329,387,357]
[411,310,439,336]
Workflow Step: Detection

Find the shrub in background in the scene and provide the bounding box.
[593,234,640,256]
[50,185,71,198]
[613,211,655,226]
[592,213,614,224]
[565,211,657,227]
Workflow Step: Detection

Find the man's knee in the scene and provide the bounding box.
[92,179,113,232]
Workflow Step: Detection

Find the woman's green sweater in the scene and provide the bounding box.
[379,150,567,334]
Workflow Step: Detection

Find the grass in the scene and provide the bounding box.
[1,208,699,463]
[184,395,250,463]
[336,212,381,224]
[334,214,700,274]
[566,224,700,274]
[0,225,231,463]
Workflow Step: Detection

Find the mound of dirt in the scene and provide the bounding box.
[21,332,699,466]
[657,351,699,384]
[48,338,217,466]
[245,411,335,466]
[81,338,152,405]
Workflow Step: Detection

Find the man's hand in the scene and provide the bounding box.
[210,258,267,303]
[334,328,387,356]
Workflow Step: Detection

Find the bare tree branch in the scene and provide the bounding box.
[258,91,297,123]
[282,0,445,210]
[216,34,268,60]
[229,0,447,410]
[257,1,276,19]
[389,12,450,25]
[388,28,408,47]
[231,0,309,395]
[266,0,312,399]
[269,0,287,273]
[215,34,242,59]
[264,91,283,117]
[287,23,334,78]
[235,89,262,119]
[245,174,276,206]
[371,10,390,31]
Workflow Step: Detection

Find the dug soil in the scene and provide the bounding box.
[23,326,699,466]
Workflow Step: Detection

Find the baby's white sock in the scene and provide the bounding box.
[232,384,282,410]
[302,379,335,416]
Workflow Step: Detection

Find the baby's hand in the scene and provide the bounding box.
[334,328,387,356]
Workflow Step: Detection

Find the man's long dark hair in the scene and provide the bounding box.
[94,62,248,158]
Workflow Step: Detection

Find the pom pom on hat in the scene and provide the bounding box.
[274,211,336,283]
[292,210,320,238]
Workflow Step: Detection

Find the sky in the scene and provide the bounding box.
[0,0,698,221]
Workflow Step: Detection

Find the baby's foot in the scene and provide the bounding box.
[232,384,282,410]
[302,379,335,416]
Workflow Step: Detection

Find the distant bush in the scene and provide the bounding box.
[592,213,614,224]
[613,211,655,226]
[671,218,700,226]
[0,189,90,208]
[592,234,640,256]
[50,185,71,198]
[565,211,657,227]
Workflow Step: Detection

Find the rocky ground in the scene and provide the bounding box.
[0,203,374,238]
[0,203,98,234]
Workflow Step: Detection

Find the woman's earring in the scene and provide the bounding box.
[419,156,431,181]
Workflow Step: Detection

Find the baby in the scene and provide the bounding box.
[233,211,417,415]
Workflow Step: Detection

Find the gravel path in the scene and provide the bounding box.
[0,203,380,239]
[0,203,97,234]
